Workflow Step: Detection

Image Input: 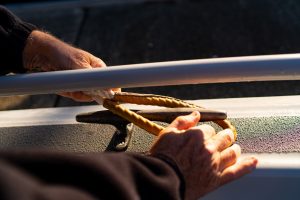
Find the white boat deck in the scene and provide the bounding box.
[0,95,299,199]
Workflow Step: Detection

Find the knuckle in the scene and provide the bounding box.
[205,143,217,155]
[200,124,215,132]
[74,51,86,60]
[223,134,233,144]
[185,129,205,142]
[187,129,203,137]
[228,148,237,160]
[176,116,186,125]
[198,124,216,138]
[211,158,221,171]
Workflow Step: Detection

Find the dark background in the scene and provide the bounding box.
[1,0,299,110]
[1,0,66,4]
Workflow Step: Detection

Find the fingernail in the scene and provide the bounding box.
[192,111,200,117]
[249,157,258,170]
[251,157,258,165]
[220,129,234,142]
[227,129,234,141]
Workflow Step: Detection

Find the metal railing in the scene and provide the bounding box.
[0,53,300,96]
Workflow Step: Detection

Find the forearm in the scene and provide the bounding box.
[0,150,183,200]
[0,6,36,74]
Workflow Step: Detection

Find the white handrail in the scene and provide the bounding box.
[1,53,300,96]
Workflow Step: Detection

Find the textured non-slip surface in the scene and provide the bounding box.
[0,116,299,153]
[0,124,117,152]
[231,117,300,153]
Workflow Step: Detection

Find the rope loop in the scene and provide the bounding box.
[103,92,237,139]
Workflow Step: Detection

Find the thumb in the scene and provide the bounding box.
[161,111,200,134]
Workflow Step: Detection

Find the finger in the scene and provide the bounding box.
[220,156,258,186]
[69,92,94,102]
[90,55,106,68]
[219,144,241,171]
[188,124,216,140]
[58,92,75,99]
[207,129,235,152]
[112,88,122,92]
[161,111,200,134]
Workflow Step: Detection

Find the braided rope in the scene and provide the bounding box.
[113,92,202,108]
[103,92,237,139]
[103,99,164,136]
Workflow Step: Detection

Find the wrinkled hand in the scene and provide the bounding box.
[23,30,110,102]
[150,111,257,200]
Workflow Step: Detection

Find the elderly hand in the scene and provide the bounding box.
[22,30,111,102]
[150,111,257,200]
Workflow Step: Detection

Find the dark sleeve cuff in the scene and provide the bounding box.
[0,150,184,200]
[0,6,37,74]
[151,153,186,199]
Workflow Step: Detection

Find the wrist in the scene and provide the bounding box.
[22,30,65,72]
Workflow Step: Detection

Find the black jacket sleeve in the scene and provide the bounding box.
[0,6,36,74]
[0,150,184,200]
